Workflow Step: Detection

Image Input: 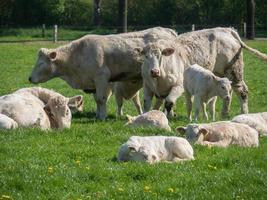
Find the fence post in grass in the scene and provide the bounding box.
[192,24,195,31]
[54,25,58,43]
[243,22,247,38]
[42,24,45,38]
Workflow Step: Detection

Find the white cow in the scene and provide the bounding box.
[142,28,267,117]
[0,87,83,130]
[137,41,184,117]
[176,121,259,147]
[232,112,267,136]
[184,64,232,121]
[125,110,171,131]
[118,136,194,163]
[29,27,178,120]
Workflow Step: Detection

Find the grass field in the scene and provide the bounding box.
[0,39,267,200]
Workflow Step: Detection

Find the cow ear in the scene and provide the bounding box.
[162,48,174,56]
[49,51,57,60]
[199,128,208,135]
[128,145,137,152]
[176,126,186,135]
[68,95,83,107]
[44,104,51,115]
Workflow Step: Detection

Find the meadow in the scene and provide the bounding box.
[0,37,267,199]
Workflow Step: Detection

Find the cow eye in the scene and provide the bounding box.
[221,86,225,90]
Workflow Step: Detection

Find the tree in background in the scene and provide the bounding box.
[118,0,127,32]
[92,0,101,26]
[246,0,255,39]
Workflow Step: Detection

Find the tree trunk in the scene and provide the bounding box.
[92,0,101,26]
[246,0,255,39]
[118,0,127,33]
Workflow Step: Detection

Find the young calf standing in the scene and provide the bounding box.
[118,136,194,163]
[176,121,259,147]
[184,64,232,121]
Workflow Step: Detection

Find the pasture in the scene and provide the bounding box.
[0,39,267,199]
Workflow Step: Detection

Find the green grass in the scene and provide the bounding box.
[0,39,267,199]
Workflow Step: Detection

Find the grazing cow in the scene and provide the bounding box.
[184,64,232,121]
[118,136,194,163]
[137,41,184,117]
[125,110,171,131]
[29,27,178,120]
[232,112,267,136]
[113,80,143,116]
[176,121,259,147]
[0,87,82,130]
[145,28,267,117]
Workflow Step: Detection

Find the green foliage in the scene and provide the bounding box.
[0,38,267,199]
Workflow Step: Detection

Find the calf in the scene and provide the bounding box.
[232,112,267,136]
[184,64,232,121]
[125,110,171,131]
[118,136,194,163]
[176,121,259,147]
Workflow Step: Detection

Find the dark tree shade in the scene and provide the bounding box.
[92,0,101,26]
[246,0,255,39]
[118,0,127,33]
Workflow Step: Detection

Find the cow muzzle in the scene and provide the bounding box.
[224,95,231,101]
[150,69,160,78]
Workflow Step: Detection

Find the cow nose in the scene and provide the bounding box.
[28,77,32,82]
[225,96,230,101]
[150,69,160,77]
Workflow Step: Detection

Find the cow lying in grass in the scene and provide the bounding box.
[0,87,83,130]
[125,110,171,131]
[232,112,267,136]
[184,64,232,122]
[176,121,259,147]
[118,136,194,163]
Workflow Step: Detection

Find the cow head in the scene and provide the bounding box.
[44,95,72,129]
[215,77,232,101]
[176,124,208,143]
[29,48,58,84]
[127,144,157,163]
[68,95,84,114]
[136,43,175,78]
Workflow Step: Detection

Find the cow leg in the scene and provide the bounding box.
[202,103,208,121]
[193,96,203,122]
[132,92,143,115]
[207,97,217,121]
[233,81,249,114]
[165,85,184,118]
[93,93,100,118]
[143,84,154,112]
[115,93,124,116]
[185,91,193,122]
[153,97,164,110]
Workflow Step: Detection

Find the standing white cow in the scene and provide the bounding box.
[232,112,267,136]
[0,87,83,130]
[141,28,267,117]
[176,121,259,147]
[184,64,232,121]
[137,41,184,117]
[29,27,178,120]
[118,136,194,163]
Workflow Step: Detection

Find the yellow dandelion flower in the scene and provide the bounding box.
[85,166,90,170]
[1,195,12,199]
[48,167,53,173]
[118,187,124,192]
[168,188,174,193]
[144,186,151,192]
[75,160,81,165]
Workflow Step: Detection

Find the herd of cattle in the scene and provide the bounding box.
[1,26,267,163]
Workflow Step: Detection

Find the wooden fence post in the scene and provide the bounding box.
[243,22,247,38]
[192,24,195,31]
[54,25,58,43]
[42,24,45,38]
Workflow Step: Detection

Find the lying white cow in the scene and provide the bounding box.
[184,64,232,121]
[125,110,171,131]
[118,136,194,163]
[137,41,184,117]
[113,80,143,116]
[29,27,178,120]
[232,112,267,136]
[0,87,83,130]
[176,121,259,147]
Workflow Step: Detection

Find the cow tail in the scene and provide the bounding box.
[230,29,267,61]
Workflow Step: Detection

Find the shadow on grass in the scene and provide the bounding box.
[72,111,117,123]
